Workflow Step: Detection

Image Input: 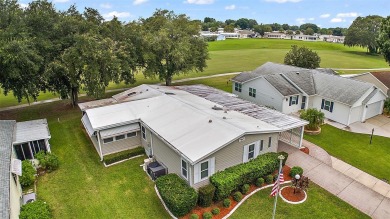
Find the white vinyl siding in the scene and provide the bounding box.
[194,157,215,184]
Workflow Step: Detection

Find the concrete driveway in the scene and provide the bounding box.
[326,115,390,138]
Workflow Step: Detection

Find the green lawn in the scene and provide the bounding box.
[1,38,388,108]
[304,124,390,181]
[172,75,234,92]
[230,183,369,219]
[0,101,169,219]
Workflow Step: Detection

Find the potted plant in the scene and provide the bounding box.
[300,108,324,134]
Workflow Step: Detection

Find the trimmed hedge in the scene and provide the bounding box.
[290,166,304,177]
[198,184,215,207]
[240,184,250,194]
[255,178,264,187]
[233,191,243,202]
[264,174,273,184]
[190,214,199,219]
[20,200,51,219]
[212,207,220,215]
[203,212,212,219]
[20,161,36,188]
[156,174,197,217]
[223,198,231,208]
[103,147,145,165]
[36,151,59,172]
[210,152,284,200]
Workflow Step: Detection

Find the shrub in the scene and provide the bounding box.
[290,166,304,177]
[203,212,212,219]
[300,108,324,131]
[155,174,197,217]
[36,151,59,172]
[232,191,243,202]
[190,214,199,219]
[255,178,264,187]
[223,198,231,208]
[103,147,145,165]
[264,174,274,184]
[210,152,282,200]
[20,160,36,188]
[240,184,250,195]
[19,200,51,219]
[211,208,220,215]
[198,184,215,207]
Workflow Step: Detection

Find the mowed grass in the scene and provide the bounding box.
[304,124,390,181]
[230,183,369,219]
[0,101,169,219]
[1,38,388,108]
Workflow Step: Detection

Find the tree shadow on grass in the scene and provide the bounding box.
[342,50,382,57]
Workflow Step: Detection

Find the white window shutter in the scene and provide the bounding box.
[194,163,200,183]
[243,145,249,163]
[209,157,215,176]
[254,141,260,158]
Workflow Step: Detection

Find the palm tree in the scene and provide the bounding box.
[300,108,324,131]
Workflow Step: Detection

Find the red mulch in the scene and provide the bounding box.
[280,186,305,202]
[181,165,292,219]
[300,147,309,154]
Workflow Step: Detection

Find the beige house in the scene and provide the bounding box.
[80,85,306,189]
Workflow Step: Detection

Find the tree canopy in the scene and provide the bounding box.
[284,45,321,69]
[377,16,390,65]
[344,15,383,53]
[141,10,209,86]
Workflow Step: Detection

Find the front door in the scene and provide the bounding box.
[301,96,306,109]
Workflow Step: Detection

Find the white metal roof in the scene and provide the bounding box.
[100,123,140,138]
[82,114,94,136]
[13,119,51,144]
[84,85,282,163]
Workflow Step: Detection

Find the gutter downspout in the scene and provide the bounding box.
[97,131,103,161]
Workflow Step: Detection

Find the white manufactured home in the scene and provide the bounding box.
[232,62,387,126]
[79,85,307,189]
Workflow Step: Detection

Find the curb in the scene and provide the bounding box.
[103,155,144,167]
[279,186,307,204]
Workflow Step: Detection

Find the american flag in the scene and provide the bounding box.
[270,170,284,197]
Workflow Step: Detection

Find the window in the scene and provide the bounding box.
[200,161,209,179]
[289,95,299,106]
[249,87,256,98]
[248,144,255,160]
[234,83,242,92]
[260,140,264,151]
[321,99,334,112]
[181,159,188,179]
[268,137,272,148]
[103,137,114,144]
[127,132,137,138]
[194,158,215,183]
[115,134,125,141]
[141,126,146,140]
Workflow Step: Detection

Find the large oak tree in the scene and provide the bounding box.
[141,10,209,86]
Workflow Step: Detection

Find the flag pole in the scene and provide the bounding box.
[272,155,285,219]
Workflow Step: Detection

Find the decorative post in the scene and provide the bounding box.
[272,155,285,219]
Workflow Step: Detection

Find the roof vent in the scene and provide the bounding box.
[212,105,223,110]
[209,119,212,123]
[296,72,300,75]
[165,92,175,95]
[223,116,226,119]
[127,92,136,96]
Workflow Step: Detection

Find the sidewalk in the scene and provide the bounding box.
[279,141,390,218]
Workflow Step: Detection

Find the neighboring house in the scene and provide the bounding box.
[80,84,307,189]
[264,32,286,39]
[232,62,387,126]
[343,72,390,96]
[0,119,51,219]
[319,35,345,43]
